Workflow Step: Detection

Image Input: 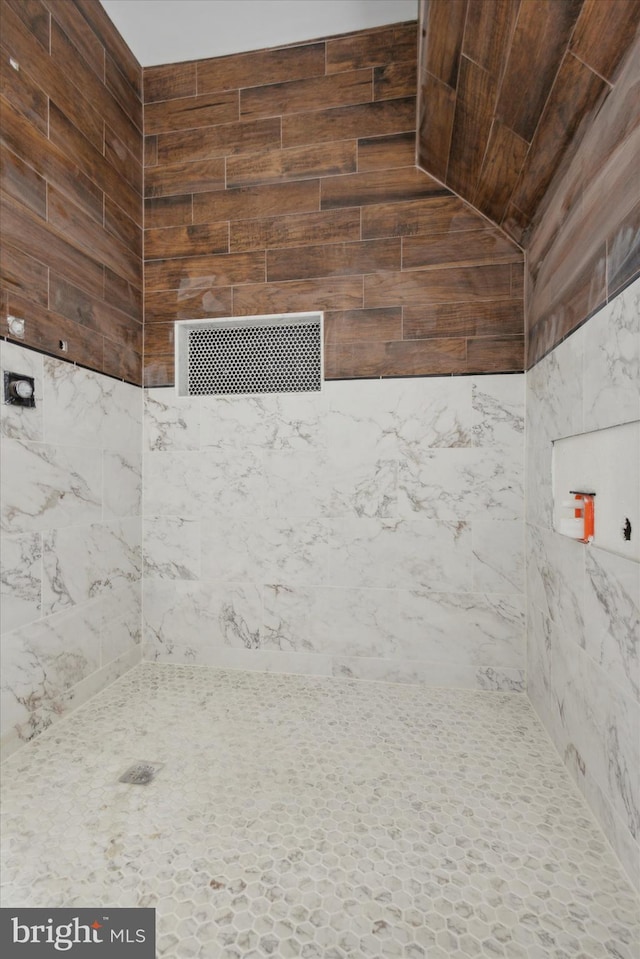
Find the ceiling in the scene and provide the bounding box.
[99,0,418,66]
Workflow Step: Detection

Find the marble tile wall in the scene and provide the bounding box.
[526,277,640,889]
[142,372,525,692]
[0,342,143,758]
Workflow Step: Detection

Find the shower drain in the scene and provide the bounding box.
[118,761,164,785]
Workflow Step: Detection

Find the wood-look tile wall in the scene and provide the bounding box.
[143,22,524,387]
[1,0,143,384]
[526,30,640,366]
[417,0,640,244]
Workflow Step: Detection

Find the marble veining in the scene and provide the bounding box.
[1,664,637,959]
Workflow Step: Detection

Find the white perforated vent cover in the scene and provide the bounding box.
[175,312,323,396]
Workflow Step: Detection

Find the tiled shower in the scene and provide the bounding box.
[1,1,639,956]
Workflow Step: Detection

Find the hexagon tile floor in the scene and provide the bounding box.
[1,664,638,958]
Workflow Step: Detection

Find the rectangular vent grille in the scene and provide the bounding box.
[176,312,323,397]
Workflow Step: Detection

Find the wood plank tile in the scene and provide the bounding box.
[404,299,523,339]
[416,71,456,183]
[501,202,529,246]
[0,50,48,135]
[47,185,141,288]
[72,0,142,97]
[473,120,530,225]
[1,193,104,298]
[326,22,417,73]
[0,96,104,223]
[103,337,141,384]
[325,308,402,344]
[402,230,522,270]
[145,136,158,167]
[607,198,640,300]
[227,142,357,189]
[5,0,50,50]
[49,273,142,349]
[570,0,640,82]
[0,242,48,306]
[49,101,141,225]
[422,0,467,89]
[447,56,497,200]
[511,262,525,298]
[282,98,415,148]
[466,335,524,372]
[364,264,512,308]
[104,196,143,260]
[145,194,192,229]
[267,238,401,282]
[144,61,197,102]
[145,251,265,292]
[144,353,174,388]
[325,337,466,378]
[145,90,239,135]
[232,277,363,316]
[230,209,360,252]
[145,157,225,198]
[358,132,415,172]
[374,62,417,100]
[362,195,482,239]
[6,290,105,370]
[194,181,320,223]
[156,117,281,165]
[496,0,583,142]
[145,222,229,261]
[144,321,175,356]
[510,53,607,221]
[105,267,142,320]
[44,0,104,80]
[197,43,326,94]
[144,287,232,323]
[240,70,372,120]
[50,18,139,158]
[527,248,607,367]
[321,166,449,209]
[106,52,142,131]
[105,123,143,194]
[462,0,520,79]
[0,142,47,220]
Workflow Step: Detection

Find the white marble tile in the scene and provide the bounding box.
[260,389,328,451]
[584,547,640,703]
[261,583,316,652]
[263,448,330,518]
[1,438,102,533]
[471,374,525,446]
[1,603,102,746]
[143,579,263,655]
[0,531,42,632]
[472,520,524,593]
[396,590,525,667]
[143,515,201,580]
[0,341,43,442]
[103,449,142,519]
[326,447,397,518]
[328,517,474,591]
[42,359,139,451]
[584,277,640,431]
[526,525,585,639]
[398,446,523,521]
[144,448,264,520]
[97,583,141,664]
[42,519,141,614]
[200,514,265,583]
[199,393,270,450]
[331,656,525,691]
[144,388,199,451]
[260,518,329,586]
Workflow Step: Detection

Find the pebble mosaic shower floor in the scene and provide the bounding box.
[1,663,638,958]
